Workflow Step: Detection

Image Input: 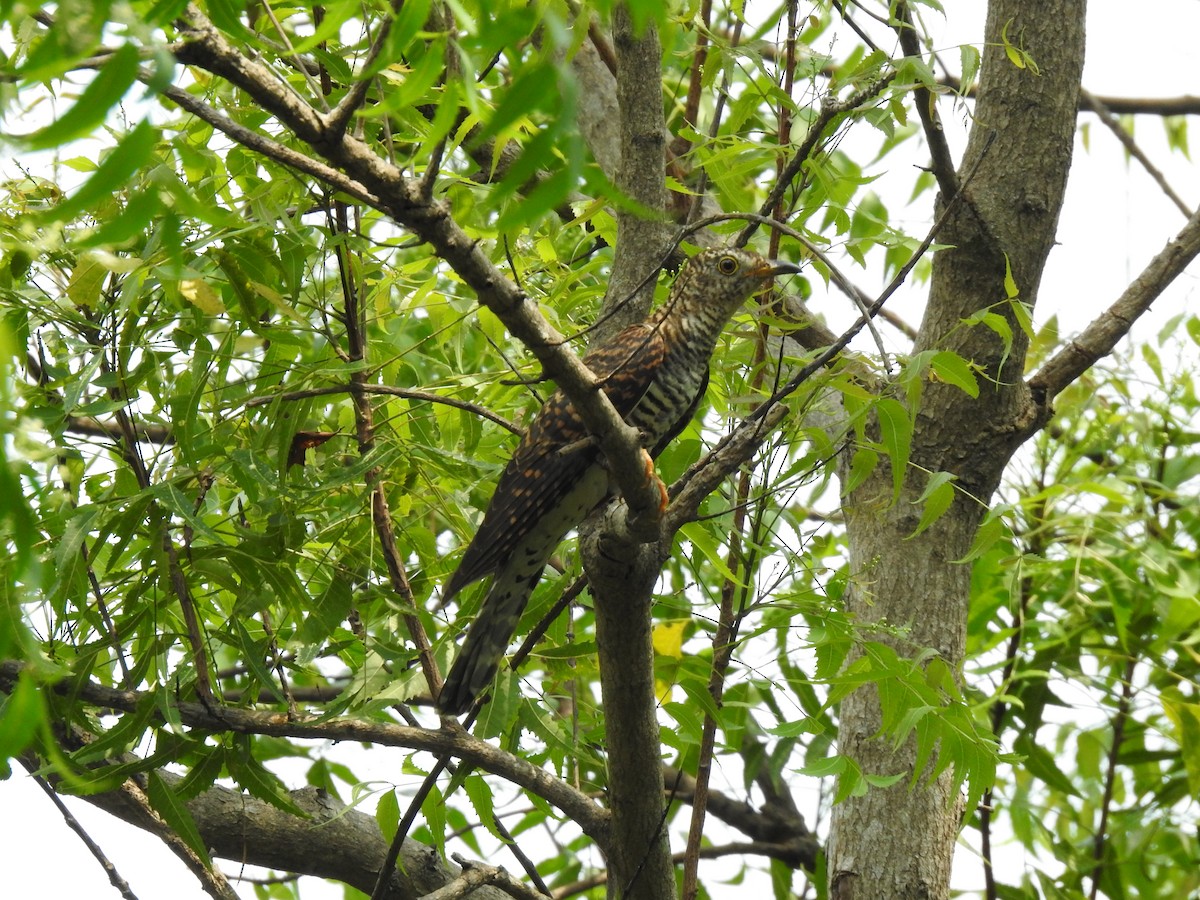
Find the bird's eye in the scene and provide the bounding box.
[717,255,739,275]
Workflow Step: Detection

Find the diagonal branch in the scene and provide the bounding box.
[1029,203,1200,401]
[1081,89,1194,219]
[170,5,667,550]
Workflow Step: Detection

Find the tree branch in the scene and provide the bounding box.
[1029,203,1200,401]
[1081,89,1194,219]
[171,4,668,557]
[0,661,610,847]
[583,9,677,898]
[894,1,960,200]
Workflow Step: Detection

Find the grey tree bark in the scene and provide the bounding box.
[828,1,1087,897]
[582,6,678,900]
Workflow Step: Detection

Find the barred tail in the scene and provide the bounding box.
[438,565,545,715]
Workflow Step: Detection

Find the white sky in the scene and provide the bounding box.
[3,1,1198,898]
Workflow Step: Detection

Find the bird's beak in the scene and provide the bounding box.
[755,259,803,279]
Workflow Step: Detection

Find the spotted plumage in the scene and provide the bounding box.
[438,248,801,714]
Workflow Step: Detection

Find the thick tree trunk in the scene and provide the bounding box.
[828,2,1086,897]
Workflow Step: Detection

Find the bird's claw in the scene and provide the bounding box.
[640,449,669,515]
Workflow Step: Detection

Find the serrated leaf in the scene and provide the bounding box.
[908,472,957,538]
[227,749,307,817]
[376,788,400,841]
[146,772,210,865]
[18,43,140,150]
[929,351,979,397]
[423,783,447,853]
[844,446,879,494]
[956,512,1006,563]
[1002,253,1020,299]
[876,398,912,502]
[463,774,503,841]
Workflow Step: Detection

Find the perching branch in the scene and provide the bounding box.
[170,4,668,549]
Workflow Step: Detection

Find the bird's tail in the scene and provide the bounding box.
[439,566,544,715]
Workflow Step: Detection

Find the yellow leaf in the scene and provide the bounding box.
[652,620,687,659]
[179,278,225,314]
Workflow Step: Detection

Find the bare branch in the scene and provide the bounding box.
[1029,203,1200,401]
[1081,89,1194,219]
[22,762,141,900]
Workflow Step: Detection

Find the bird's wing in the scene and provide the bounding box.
[441,323,668,601]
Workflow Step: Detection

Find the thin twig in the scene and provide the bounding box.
[1088,656,1138,900]
[1081,89,1194,219]
[246,383,524,436]
[670,0,714,161]
[258,0,330,110]
[740,73,897,247]
[325,0,402,135]
[23,762,142,900]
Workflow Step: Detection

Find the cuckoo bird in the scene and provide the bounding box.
[438,247,800,714]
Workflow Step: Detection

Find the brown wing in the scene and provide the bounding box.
[441,322,667,601]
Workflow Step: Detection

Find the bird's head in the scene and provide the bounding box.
[669,247,802,324]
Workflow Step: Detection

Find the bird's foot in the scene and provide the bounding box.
[640,448,669,515]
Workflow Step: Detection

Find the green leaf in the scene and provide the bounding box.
[876,398,912,502]
[0,671,44,761]
[146,772,211,864]
[18,43,141,151]
[226,746,307,817]
[959,44,981,92]
[473,63,559,146]
[908,471,958,538]
[956,508,1008,563]
[35,120,157,225]
[463,774,504,842]
[844,446,879,494]
[930,351,979,397]
[1163,697,1200,796]
[1002,253,1020,299]
[364,0,434,77]
[423,783,447,853]
[376,788,400,842]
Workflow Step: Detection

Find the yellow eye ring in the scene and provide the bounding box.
[717,255,739,275]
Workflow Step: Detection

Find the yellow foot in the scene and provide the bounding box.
[640,448,669,514]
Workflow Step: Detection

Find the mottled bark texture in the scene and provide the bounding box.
[828,2,1086,898]
[581,6,677,900]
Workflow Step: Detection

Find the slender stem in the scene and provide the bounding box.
[24,761,142,900]
[1088,656,1138,900]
